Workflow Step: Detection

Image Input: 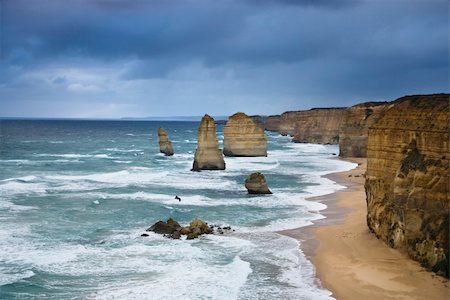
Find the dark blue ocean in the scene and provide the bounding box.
[0,120,355,299]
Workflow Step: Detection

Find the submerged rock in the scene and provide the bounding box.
[192,114,225,171]
[245,172,272,194]
[157,127,174,156]
[223,112,267,157]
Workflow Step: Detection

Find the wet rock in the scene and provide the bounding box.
[245,172,272,194]
[171,231,181,239]
[147,220,178,234]
[141,233,149,237]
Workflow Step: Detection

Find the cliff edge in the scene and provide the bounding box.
[365,94,449,277]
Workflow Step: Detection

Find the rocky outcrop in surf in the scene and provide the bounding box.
[245,172,272,194]
[292,108,346,144]
[157,127,174,156]
[339,102,391,157]
[365,94,449,277]
[192,114,225,171]
[223,112,267,157]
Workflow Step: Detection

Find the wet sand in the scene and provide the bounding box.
[280,158,449,300]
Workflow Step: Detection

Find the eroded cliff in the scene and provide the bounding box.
[265,115,281,132]
[339,102,391,157]
[292,108,346,144]
[223,112,267,157]
[365,94,449,277]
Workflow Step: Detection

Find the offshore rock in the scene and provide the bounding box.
[265,115,281,132]
[157,127,174,156]
[146,218,213,240]
[339,102,391,157]
[365,94,449,277]
[245,172,272,194]
[292,108,346,144]
[192,114,225,171]
[223,112,267,157]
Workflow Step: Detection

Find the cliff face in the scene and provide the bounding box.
[292,108,346,144]
[365,94,449,277]
[192,114,226,171]
[265,115,281,132]
[223,112,267,157]
[278,111,302,136]
[339,102,391,157]
[157,127,174,156]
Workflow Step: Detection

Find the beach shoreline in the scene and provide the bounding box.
[280,157,449,300]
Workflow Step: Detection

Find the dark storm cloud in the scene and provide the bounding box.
[0,0,448,117]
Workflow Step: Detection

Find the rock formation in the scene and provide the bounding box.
[223,112,267,157]
[245,172,272,194]
[249,115,266,131]
[365,94,449,277]
[157,127,174,156]
[192,114,226,171]
[146,218,214,240]
[265,115,281,131]
[292,108,346,144]
[339,102,391,157]
[278,111,303,136]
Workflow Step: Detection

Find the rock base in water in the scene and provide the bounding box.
[245,172,272,194]
[145,218,233,240]
[157,127,174,156]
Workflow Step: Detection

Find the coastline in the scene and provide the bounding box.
[280,157,449,300]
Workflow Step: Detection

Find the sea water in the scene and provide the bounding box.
[0,120,356,299]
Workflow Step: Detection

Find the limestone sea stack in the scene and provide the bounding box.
[157,127,174,156]
[192,114,225,171]
[223,112,267,157]
[292,108,346,144]
[245,172,272,194]
[365,94,449,277]
[339,102,391,157]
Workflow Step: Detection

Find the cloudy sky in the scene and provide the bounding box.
[0,0,448,118]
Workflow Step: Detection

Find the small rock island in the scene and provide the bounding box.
[157,127,174,156]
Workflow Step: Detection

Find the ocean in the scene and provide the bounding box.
[0,120,356,299]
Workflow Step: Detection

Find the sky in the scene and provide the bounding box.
[0,0,448,118]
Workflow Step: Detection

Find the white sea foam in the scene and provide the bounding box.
[0,269,35,286]
[34,153,113,159]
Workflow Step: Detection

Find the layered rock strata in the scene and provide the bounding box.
[245,172,272,194]
[278,111,303,136]
[265,115,281,131]
[339,102,391,157]
[365,94,449,277]
[157,127,174,156]
[292,108,346,144]
[223,112,267,157]
[192,114,225,171]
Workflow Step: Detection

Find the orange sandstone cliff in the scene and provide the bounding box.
[223,112,267,157]
[365,94,449,277]
[292,108,346,144]
[339,102,391,157]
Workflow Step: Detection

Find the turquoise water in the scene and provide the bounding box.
[0,120,355,299]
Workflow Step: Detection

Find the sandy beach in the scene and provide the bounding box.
[281,158,449,300]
